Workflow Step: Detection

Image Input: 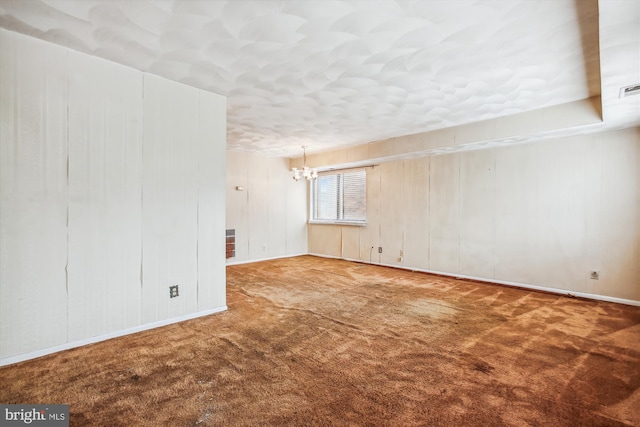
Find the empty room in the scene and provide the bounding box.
[1,0,639,426]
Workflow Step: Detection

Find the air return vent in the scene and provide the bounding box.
[226,229,235,259]
[619,84,640,98]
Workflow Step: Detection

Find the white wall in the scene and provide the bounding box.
[0,29,69,360]
[66,43,144,342]
[0,29,227,363]
[309,128,640,303]
[226,151,307,264]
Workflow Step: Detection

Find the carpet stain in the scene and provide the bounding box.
[472,361,494,374]
[0,255,639,426]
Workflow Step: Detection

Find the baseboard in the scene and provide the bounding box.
[306,252,343,260]
[226,252,308,266]
[0,306,228,367]
[308,253,640,307]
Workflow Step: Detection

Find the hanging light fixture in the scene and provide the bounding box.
[291,146,318,181]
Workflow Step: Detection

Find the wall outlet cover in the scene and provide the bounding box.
[169,285,179,298]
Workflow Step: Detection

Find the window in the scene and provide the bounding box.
[310,169,366,225]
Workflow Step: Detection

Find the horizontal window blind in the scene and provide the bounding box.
[316,174,338,220]
[341,171,366,221]
[312,169,366,224]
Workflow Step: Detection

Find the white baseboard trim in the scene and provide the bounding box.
[226,252,308,266]
[0,306,228,367]
[307,252,343,260]
[308,253,640,307]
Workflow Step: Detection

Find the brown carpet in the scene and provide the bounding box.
[1,255,639,426]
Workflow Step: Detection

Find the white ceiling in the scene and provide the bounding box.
[0,0,638,158]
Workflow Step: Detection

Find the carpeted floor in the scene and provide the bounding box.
[1,255,639,426]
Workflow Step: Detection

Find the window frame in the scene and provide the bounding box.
[309,169,367,226]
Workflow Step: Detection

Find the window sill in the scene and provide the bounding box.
[308,220,367,227]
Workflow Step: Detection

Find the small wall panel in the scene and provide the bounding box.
[196,91,226,311]
[285,168,308,255]
[585,129,640,300]
[66,52,144,341]
[341,226,361,261]
[247,156,271,259]
[379,162,405,266]
[142,75,199,324]
[402,157,430,270]
[459,150,496,279]
[0,31,69,358]
[226,151,250,261]
[359,166,381,262]
[267,159,288,257]
[493,144,539,284]
[429,153,461,273]
[533,136,587,291]
[308,224,342,257]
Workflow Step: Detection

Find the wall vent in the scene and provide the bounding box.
[619,84,640,98]
[226,229,235,259]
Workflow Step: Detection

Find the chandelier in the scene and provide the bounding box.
[291,146,318,181]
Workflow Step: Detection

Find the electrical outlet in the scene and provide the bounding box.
[590,271,599,280]
[378,247,382,253]
[169,285,179,298]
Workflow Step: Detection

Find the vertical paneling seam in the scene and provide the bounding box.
[401,161,405,264]
[284,167,289,257]
[492,152,497,280]
[427,157,431,269]
[457,154,461,275]
[139,74,145,326]
[65,65,70,344]
[195,93,200,308]
[246,162,249,260]
[267,162,271,257]
[378,168,381,264]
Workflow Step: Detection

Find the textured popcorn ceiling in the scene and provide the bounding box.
[0,0,636,158]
